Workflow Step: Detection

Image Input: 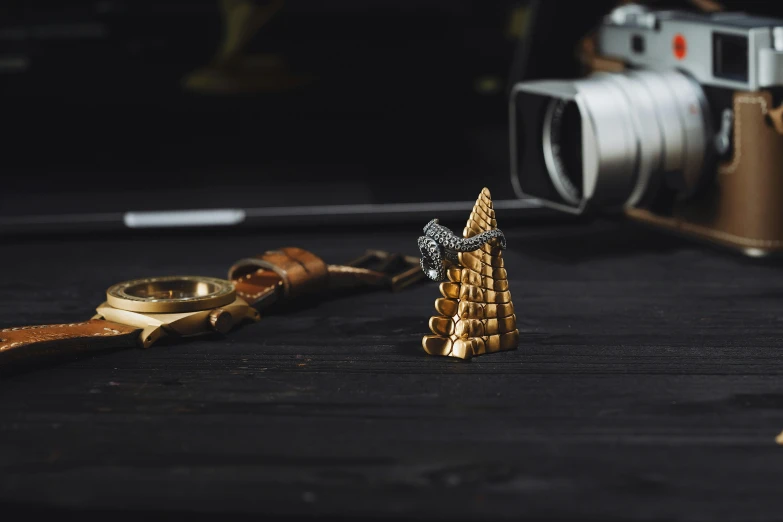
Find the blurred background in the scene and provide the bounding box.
[1,0,781,232]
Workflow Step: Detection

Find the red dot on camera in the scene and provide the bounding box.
[673,34,687,60]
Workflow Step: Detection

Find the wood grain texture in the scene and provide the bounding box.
[1,220,783,521]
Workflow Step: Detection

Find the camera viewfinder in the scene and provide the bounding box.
[713,32,749,82]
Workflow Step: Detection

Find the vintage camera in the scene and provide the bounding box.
[510,4,783,256]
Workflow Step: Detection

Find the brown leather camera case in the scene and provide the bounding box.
[626,90,783,255]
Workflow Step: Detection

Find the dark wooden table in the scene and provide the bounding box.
[2,220,783,521]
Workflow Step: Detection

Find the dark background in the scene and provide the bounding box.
[0,0,623,217]
[1,0,525,213]
[3,0,782,217]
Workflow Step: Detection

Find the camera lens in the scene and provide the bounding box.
[543,99,584,205]
[511,69,712,213]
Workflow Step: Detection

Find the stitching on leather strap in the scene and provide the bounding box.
[234,273,277,301]
[0,320,140,358]
[1,322,89,332]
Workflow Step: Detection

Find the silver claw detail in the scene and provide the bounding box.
[417,219,506,281]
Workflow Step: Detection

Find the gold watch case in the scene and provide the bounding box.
[95,275,259,348]
[106,276,236,313]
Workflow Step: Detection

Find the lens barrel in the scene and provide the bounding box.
[510,69,712,214]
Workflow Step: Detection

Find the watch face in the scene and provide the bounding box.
[106,276,236,313]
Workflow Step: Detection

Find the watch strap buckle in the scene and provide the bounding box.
[343,249,424,292]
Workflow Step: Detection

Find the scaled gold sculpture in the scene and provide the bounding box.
[419,188,519,360]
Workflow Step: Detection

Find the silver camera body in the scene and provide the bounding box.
[510,5,783,215]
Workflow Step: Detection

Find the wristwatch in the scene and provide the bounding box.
[0,247,422,369]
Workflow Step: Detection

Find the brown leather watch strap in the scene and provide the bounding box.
[229,247,421,309]
[0,319,141,367]
[230,247,328,306]
[0,248,421,372]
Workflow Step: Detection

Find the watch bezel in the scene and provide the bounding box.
[106,275,236,313]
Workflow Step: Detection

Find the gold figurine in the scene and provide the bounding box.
[418,188,519,360]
